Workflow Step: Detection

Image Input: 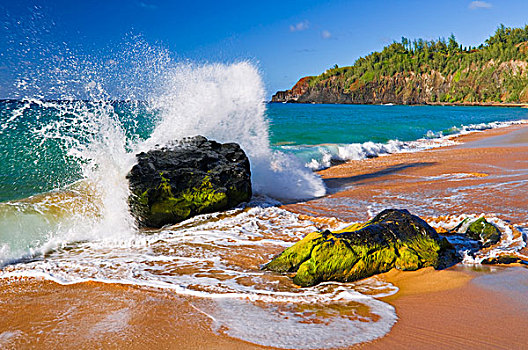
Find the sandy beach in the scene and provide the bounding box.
[364,265,528,349]
[1,124,527,349]
[4,1,528,349]
[0,279,268,350]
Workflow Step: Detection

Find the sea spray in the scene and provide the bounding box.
[145,62,326,199]
[2,28,527,348]
[0,98,138,265]
[0,57,327,265]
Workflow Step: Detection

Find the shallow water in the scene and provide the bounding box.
[267,104,528,169]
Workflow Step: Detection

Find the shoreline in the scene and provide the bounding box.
[286,123,528,224]
[1,124,528,349]
[0,278,269,349]
[286,123,528,348]
[268,101,528,108]
[425,101,528,108]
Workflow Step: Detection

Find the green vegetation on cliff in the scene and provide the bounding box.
[273,25,528,104]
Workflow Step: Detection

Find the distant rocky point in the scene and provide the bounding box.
[273,25,528,105]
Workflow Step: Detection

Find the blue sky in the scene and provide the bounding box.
[1,0,528,98]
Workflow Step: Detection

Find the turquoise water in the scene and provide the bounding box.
[267,103,528,145]
[1,101,527,202]
[0,100,157,202]
[269,104,527,168]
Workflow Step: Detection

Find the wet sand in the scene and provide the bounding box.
[1,125,528,349]
[0,278,267,350]
[289,123,528,349]
[3,268,528,350]
[362,266,528,350]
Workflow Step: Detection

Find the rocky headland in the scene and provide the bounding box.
[273,25,528,105]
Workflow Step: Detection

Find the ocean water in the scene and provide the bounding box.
[268,103,528,169]
[3,101,527,203]
[1,60,528,348]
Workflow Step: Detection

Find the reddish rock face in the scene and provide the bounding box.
[271,76,313,102]
[291,76,312,96]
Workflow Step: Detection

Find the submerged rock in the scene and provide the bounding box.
[452,217,501,248]
[482,255,521,265]
[264,209,459,287]
[127,136,252,228]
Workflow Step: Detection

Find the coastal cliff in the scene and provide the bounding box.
[272,25,528,105]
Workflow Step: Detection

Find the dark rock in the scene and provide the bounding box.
[452,217,501,248]
[329,158,347,166]
[264,209,459,287]
[126,136,252,228]
[271,76,313,103]
[481,255,520,265]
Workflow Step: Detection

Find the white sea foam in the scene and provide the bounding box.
[0,52,391,347]
[0,59,327,265]
[2,34,527,348]
[0,204,399,349]
[0,97,138,266]
[0,330,24,348]
[210,294,396,349]
[295,119,528,170]
[428,215,528,263]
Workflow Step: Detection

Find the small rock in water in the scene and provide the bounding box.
[452,217,502,248]
[126,135,252,228]
[264,209,459,287]
[481,255,521,265]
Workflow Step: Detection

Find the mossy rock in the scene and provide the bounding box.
[450,217,501,248]
[127,136,252,228]
[264,209,459,287]
[465,217,501,248]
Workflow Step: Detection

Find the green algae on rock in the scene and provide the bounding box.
[464,217,502,248]
[264,209,459,287]
[441,217,502,252]
[127,136,251,228]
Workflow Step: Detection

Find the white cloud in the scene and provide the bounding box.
[321,30,332,39]
[290,20,309,32]
[138,2,158,10]
[469,1,492,10]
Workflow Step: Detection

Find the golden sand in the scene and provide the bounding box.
[0,278,265,349]
[360,266,528,350]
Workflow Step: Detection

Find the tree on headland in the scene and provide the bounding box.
[448,34,460,53]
